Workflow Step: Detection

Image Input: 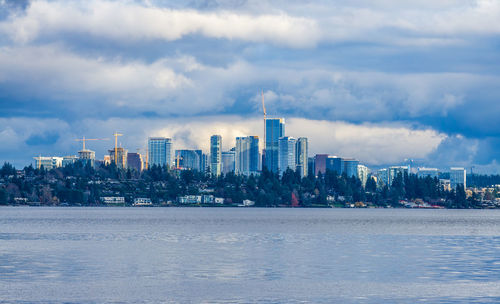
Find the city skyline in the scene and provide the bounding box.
[0,1,499,173]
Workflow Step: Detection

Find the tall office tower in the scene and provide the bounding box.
[295,137,308,178]
[388,165,409,186]
[194,150,204,172]
[278,136,297,175]
[450,167,466,190]
[221,150,236,175]
[127,153,143,172]
[343,159,360,178]
[210,135,222,177]
[108,147,128,169]
[326,156,343,175]
[264,118,285,172]
[308,157,315,177]
[357,164,369,187]
[417,167,439,179]
[78,149,96,168]
[314,154,329,176]
[175,150,201,171]
[235,136,260,175]
[148,137,173,168]
[201,153,208,173]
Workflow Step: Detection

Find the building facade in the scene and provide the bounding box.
[78,149,95,168]
[235,136,260,176]
[62,156,78,167]
[175,150,201,171]
[417,167,439,179]
[357,164,369,187]
[127,153,143,171]
[450,167,466,190]
[148,137,173,168]
[295,137,308,178]
[278,136,296,175]
[221,150,236,175]
[388,166,409,186]
[109,147,128,169]
[264,118,285,173]
[33,156,63,170]
[210,135,222,177]
[326,156,343,175]
[377,168,389,188]
[343,159,360,178]
[314,154,329,176]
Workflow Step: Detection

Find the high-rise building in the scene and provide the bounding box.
[343,159,360,178]
[109,147,127,169]
[314,154,329,176]
[78,149,95,168]
[278,136,296,175]
[221,150,236,175]
[388,166,409,186]
[308,157,315,177]
[33,156,63,170]
[450,167,466,190]
[210,135,222,177]
[417,167,439,179]
[326,156,343,175]
[175,150,201,171]
[264,118,285,172]
[194,150,205,173]
[377,168,389,188]
[295,137,308,178]
[357,164,369,187]
[127,153,143,172]
[148,137,173,168]
[235,136,260,176]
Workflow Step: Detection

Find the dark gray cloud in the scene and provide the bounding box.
[0,0,499,172]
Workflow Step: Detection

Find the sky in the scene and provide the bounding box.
[0,0,499,173]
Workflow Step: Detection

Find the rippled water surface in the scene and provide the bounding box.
[1,207,500,303]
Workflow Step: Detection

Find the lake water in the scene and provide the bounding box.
[1,207,500,303]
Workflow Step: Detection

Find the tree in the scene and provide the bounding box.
[365,177,377,192]
[0,162,16,177]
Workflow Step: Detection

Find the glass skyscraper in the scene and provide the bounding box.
[175,150,201,171]
[295,137,308,178]
[235,136,260,176]
[148,137,173,168]
[326,156,343,175]
[221,150,235,175]
[264,118,285,173]
[210,135,222,177]
[278,136,296,175]
[343,158,360,178]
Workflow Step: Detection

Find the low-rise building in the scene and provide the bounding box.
[133,197,152,206]
[101,197,125,204]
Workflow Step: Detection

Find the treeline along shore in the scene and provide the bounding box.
[0,162,499,208]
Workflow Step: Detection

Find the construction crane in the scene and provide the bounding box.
[113,132,123,165]
[261,89,266,159]
[75,136,109,151]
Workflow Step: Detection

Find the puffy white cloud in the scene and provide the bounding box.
[3,0,499,48]
[0,0,320,48]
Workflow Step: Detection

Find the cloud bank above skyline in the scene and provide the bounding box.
[0,0,499,173]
